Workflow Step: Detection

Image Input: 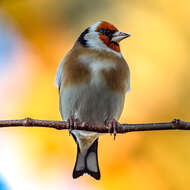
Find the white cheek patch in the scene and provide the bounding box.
[85,32,107,50]
[84,31,122,57]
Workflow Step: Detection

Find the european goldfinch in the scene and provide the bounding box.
[56,21,130,180]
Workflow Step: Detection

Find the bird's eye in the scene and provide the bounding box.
[99,28,113,38]
[104,30,112,36]
[99,28,105,34]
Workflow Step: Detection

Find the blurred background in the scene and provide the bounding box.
[0,0,190,189]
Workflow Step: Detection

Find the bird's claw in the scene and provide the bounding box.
[107,119,120,140]
[66,116,79,135]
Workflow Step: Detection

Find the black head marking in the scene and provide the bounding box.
[98,28,117,40]
[77,27,89,47]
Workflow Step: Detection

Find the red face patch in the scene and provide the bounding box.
[96,21,118,31]
[96,21,120,53]
[99,34,120,52]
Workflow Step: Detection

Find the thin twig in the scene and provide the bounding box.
[0,118,190,133]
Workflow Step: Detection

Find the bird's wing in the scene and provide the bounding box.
[124,59,130,93]
[55,57,65,90]
[126,71,130,93]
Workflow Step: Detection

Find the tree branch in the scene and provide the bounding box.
[0,118,190,133]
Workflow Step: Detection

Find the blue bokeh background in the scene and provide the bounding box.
[0,175,9,190]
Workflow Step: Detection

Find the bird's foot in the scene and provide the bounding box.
[66,116,80,135]
[106,119,120,140]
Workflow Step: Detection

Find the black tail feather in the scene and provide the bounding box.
[72,134,100,180]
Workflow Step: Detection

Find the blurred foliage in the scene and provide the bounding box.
[0,0,190,189]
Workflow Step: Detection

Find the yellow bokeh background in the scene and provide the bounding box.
[0,0,190,189]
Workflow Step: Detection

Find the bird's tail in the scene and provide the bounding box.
[72,135,100,180]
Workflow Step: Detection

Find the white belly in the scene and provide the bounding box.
[60,84,125,125]
[60,84,125,152]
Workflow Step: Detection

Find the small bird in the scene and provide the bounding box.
[56,21,130,180]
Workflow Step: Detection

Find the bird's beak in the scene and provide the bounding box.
[112,31,131,43]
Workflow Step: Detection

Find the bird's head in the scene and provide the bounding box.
[77,21,130,55]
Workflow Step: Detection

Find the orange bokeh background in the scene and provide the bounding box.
[0,0,190,189]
